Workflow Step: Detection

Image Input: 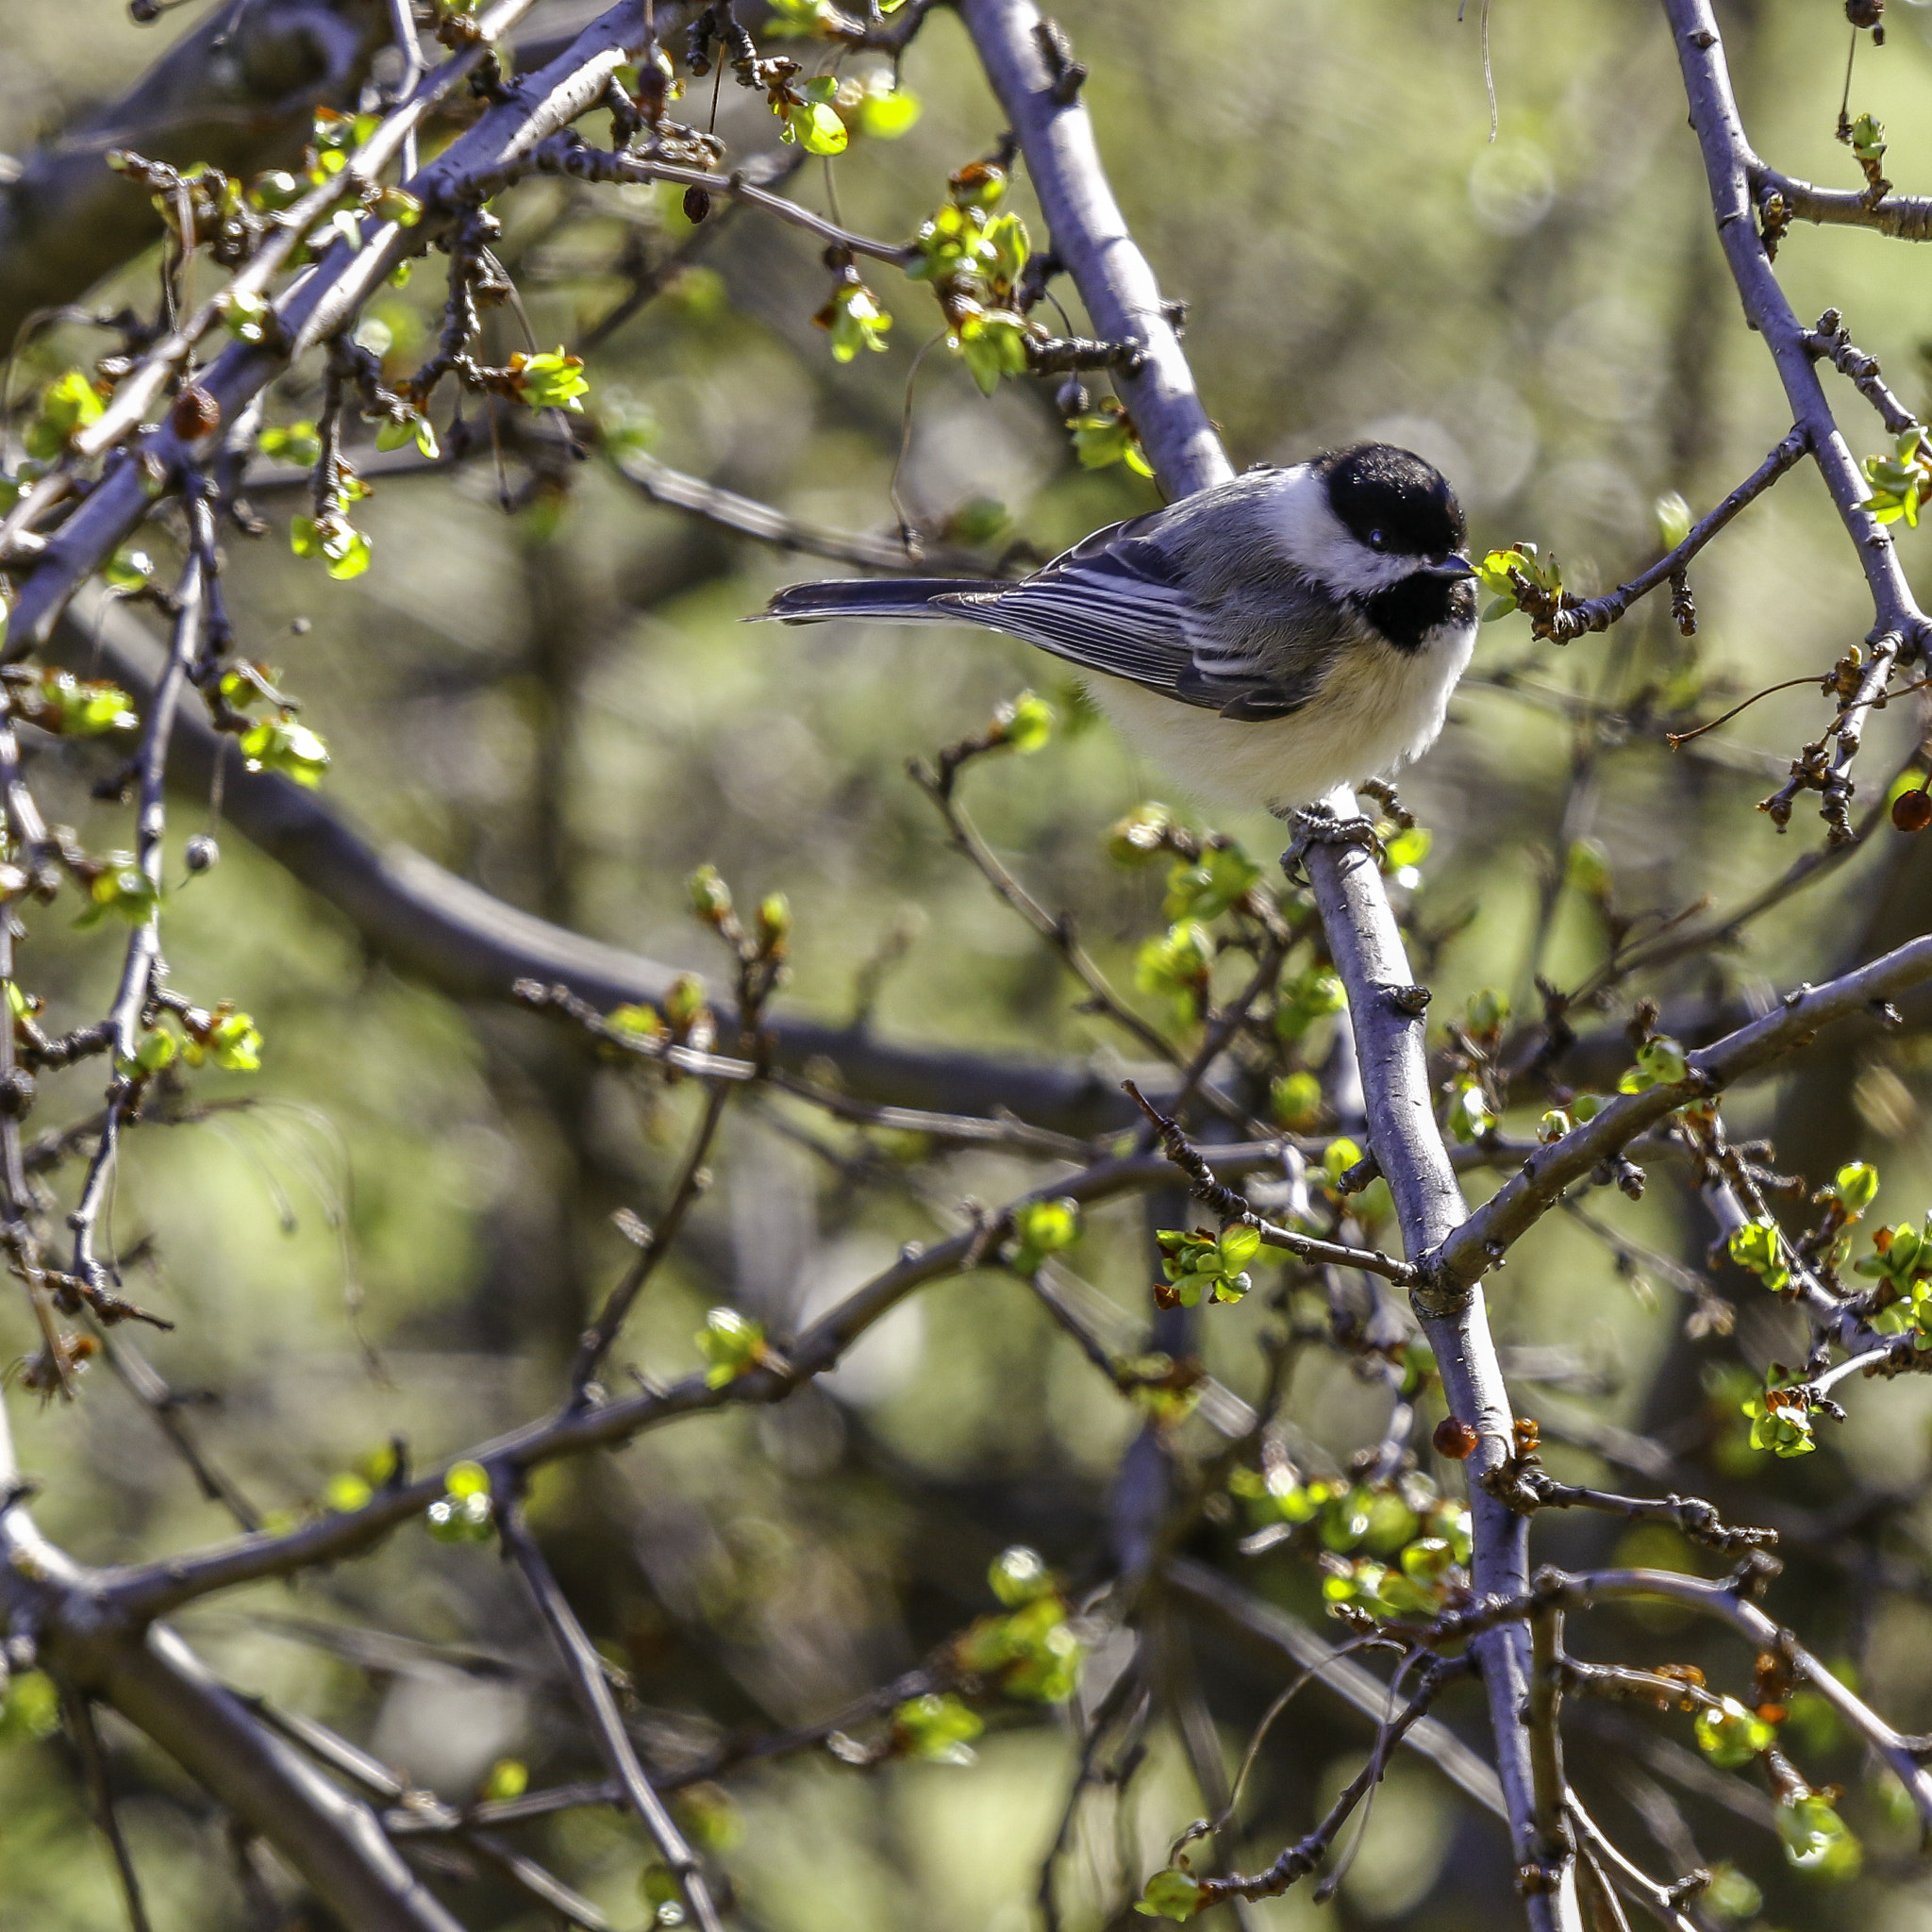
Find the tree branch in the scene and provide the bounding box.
[1299,820,1562,1922]
[1666,0,1929,658]
[0,1387,464,1932]
[1539,428,1807,642]
[92,1139,1293,1620]
[4,0,638,631]
[953,1,1562,1912]
[956,0,1228,498]
[0,0,391,344]
[1418,1565,1932,1836]
[1755,165,1932,243]
[1194,1656,1461,1905]
[1432,932,1932,1296]
[49,592,1137,1134]
[1124,1081,1421,1284]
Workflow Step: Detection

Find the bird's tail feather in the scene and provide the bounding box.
[760,577,1007,625]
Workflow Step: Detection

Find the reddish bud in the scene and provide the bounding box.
[1892,787,1932,833]
[1433,1415,1478,1459]
[171,385,221,441]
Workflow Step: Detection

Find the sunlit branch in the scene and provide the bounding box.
[1431,932,1932,1299]
[1540,427,1807,643]
[1410,1564,1932,1833]
[1804,308,1920,436]
[1666,0,1930,837]
[5,0,653,646]
[1295,809,1554,1917]
[1754,163,1932,242]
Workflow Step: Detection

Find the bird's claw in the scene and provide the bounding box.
[1279,804,1384,885]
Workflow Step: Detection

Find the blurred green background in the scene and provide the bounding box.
[8,0,1932,1926]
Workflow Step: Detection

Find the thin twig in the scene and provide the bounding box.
[525,140,913,264]
[1432,932,1932,1299]
[1193,1657,1457,1904]
[92,1325,260,1530]
[494,1486,723,1932]
[1539,428,1807,642]
[1507,1473,1774,1556]
[1803,308,1920,435]
[908,758,1199,1080]
[1565,1796,1701,1932]
[1525,1599,1570,1890]
[1124,1081,1421,1285]
[569,1083,729,1401]
[61,1686,157,1932]
[70,490,209,1313]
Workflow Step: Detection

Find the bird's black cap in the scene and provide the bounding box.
[1315,442,1466,558]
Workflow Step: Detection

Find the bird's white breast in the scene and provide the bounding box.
[1090,616,1474,813]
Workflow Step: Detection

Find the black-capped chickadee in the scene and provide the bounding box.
[763,442,1477,814]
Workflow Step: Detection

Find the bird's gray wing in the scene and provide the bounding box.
[935,508,1341,721]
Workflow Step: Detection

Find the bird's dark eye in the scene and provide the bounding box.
[1368,529,1387,550]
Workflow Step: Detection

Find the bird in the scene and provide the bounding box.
[761,441,1478,817]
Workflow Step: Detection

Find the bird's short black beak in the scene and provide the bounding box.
[1418,554,1478,581]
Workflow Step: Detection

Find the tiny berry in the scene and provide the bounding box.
[171,386,221,441]
[683,186,712,225]
[1433,1415,1478,1459]
[1892,787,1932,834]
[184,834,220,874]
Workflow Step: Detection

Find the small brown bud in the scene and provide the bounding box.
[683,186,712,225]
[1846,0,1884,28]
[171,385,221,441]
[0,1068,36,1120]
[1433,1415,1478,1459]
[1892,786,1932,833]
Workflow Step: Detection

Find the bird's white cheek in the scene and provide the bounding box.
[1260,469,1423,597]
